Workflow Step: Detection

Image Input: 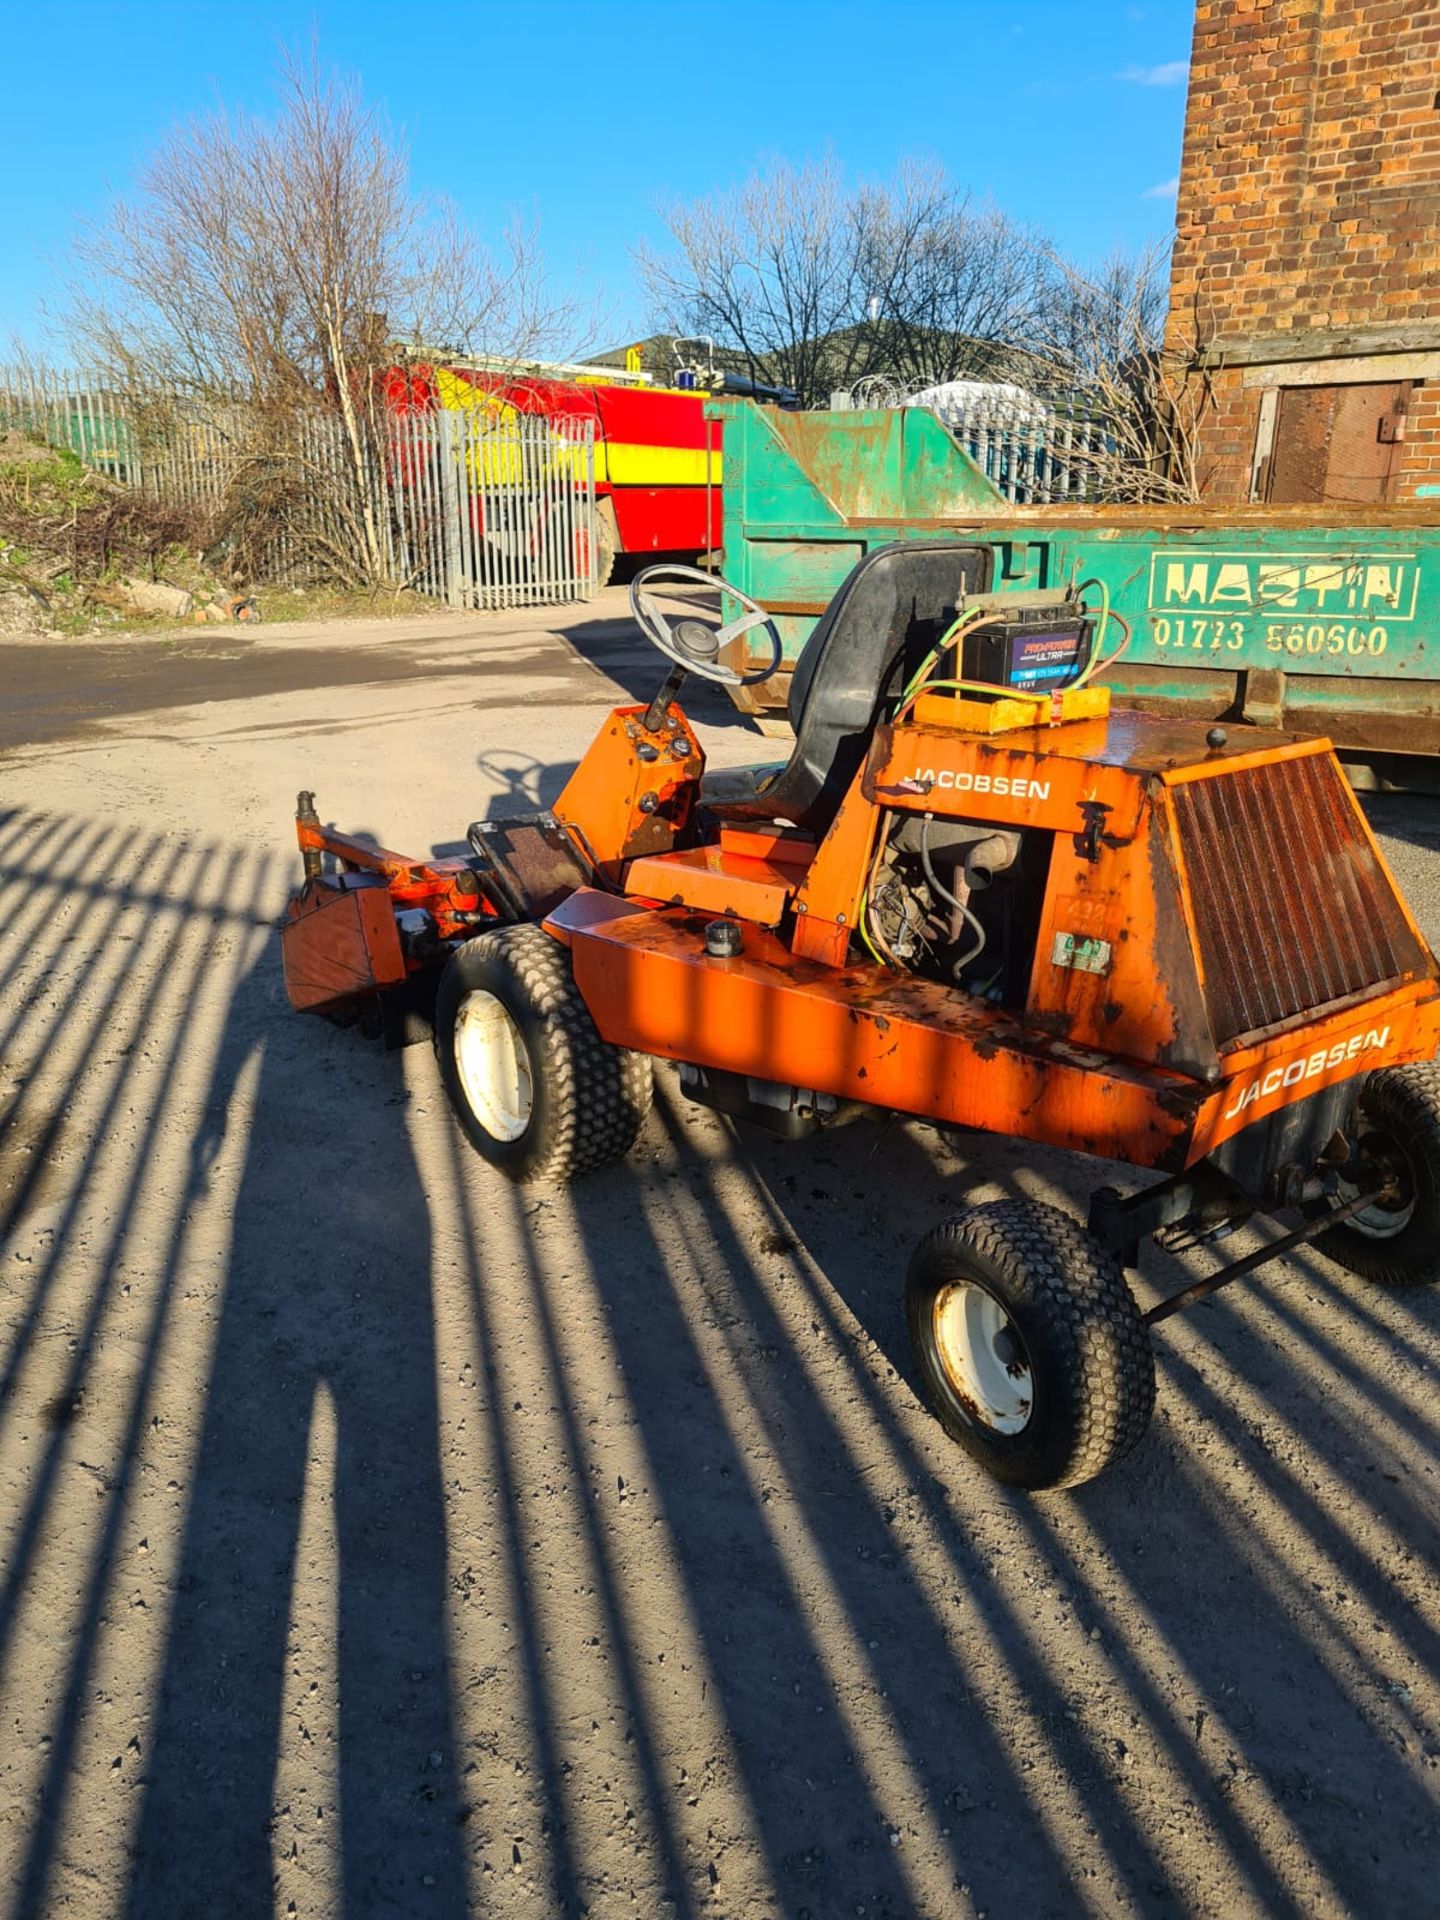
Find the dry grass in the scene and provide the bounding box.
[0,437,207,588]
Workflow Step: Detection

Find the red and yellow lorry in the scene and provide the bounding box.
[384,355,797,583]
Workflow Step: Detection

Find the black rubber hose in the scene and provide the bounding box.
[920,812,986,974]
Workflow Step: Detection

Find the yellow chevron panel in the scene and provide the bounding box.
[433,366,516,420]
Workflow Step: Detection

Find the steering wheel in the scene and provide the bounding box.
[629,563,783,687]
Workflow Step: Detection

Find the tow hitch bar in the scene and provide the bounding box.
[1144,1185,1387,1326]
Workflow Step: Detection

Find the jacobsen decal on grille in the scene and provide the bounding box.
[1222,1025,1392,1122]
[1148,552,1420,620]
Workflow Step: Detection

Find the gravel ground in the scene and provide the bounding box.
[1,589,1438,1920]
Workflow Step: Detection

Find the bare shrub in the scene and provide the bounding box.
[72,491,206,579]
[0,436,205,583]
[1024,244,1206,504]
[68,49,564,585]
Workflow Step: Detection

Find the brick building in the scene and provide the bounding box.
[1168,0,1440,503]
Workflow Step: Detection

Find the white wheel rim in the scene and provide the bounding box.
[1337,1131,1416,1239]
[932,1281,1033,1434]
[1342,1191,1416,1239]
[454,990,534,1142]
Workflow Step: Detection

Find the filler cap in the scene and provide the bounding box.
[705,918,744,957]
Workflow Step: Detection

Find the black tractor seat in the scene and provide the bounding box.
[701,540,993,836]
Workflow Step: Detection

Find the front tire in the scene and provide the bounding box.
[435,924,652,1182]
[1319,1063,1440,1286]
[906,1200,1155,1491]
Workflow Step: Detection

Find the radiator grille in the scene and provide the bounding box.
[1170,751,1429,1047]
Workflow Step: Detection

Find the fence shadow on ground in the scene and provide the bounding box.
[1,801,1438,1918]
[119,941,469,1916]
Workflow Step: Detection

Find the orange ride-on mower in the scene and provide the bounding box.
[282,550,1440,1491]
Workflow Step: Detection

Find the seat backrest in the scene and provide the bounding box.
[717,540,993,833]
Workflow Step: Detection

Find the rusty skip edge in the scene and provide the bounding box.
[826,503,1440,531]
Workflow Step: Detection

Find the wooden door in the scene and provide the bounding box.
[1263,381,1410,504]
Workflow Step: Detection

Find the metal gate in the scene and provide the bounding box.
[4,365,602,608]
[387,409,599,609]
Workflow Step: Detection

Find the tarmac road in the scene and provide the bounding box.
[1,588,1438,1919]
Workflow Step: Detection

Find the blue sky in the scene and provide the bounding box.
[3,0,1194,355]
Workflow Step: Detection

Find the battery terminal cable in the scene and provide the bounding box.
[860,585,1133,969]
[892,584,1132,723]
[1070,577,1132,688]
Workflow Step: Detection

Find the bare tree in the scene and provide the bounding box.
[637,158,1042,405]
[636,157,861,405]
[69,50,565,584]
[1024,243,1207,503]
[640,160,1204,502]
[847,164,1045,389]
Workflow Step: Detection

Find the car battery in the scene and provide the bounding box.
[958,604,1093,693]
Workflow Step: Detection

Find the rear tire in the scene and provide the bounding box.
[1319,1063,1440,1286]
[906,1200,1155,1491]
[435,924,652,1182]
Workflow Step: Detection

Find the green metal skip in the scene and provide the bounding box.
[710,400,1440,767]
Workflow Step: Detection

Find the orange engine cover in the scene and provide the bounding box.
[546,700,1440,1175]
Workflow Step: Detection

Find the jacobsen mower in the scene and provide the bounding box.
[282,546,1440,1490]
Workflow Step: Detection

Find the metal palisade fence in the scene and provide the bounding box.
[386,407,598,609]
[831,378,1113,505]
[0,362,138,482]
[0,361,241,503]
[940,398,1110,506]
[0,364,599,609]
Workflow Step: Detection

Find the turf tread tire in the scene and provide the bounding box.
[907,1199,1155,1492]
[1318,1063,1440,1288]
[436,924,652,1183]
